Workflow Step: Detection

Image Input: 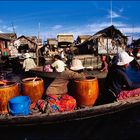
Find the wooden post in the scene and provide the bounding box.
[107,37,109,55]
[97,38,99,69]
[36,45,39,66]
[37,22,40,66]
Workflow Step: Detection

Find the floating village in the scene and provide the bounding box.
[0,24,140,139]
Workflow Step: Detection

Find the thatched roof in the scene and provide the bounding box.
[95,25,126,39]
[47,38,58,45]
[57,34,74,43]
[0,33,17,40]
[57,34,73,37]
[77,35,91,40]
[0,34,11,41]
[76,25,127,47]
[17,35,37,45]
[76,34,102,46]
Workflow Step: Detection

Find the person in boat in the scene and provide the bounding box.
[99,54,111,72]
[43,61,53,72]
[103,51,140,102]
[51,54,66,72]
[11,57,23,74]
[46,57,86,95]
[65,48,74,69]
[58,48,66,62]
[35,58,86,113]
[23,53,37,72]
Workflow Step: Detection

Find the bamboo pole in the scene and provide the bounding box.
[36,45,39,66]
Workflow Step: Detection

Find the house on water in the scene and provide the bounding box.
[75,25,127,55]
[15,35,38,53]
[0,33,18,56]
[0,34,11,57]
[57,34,74,49]
[47,38,58,49]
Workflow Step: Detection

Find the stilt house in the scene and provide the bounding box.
[57,34,74,48]
[76,25,127,55]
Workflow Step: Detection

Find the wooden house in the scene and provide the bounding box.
[0,33,17,40]
[75,35,99,55]
[76,35,91,44]
[57,34,74,48]
[16,35,37,52]
[0,34,11,56]
[95,25,127,54]
[0,33,17,46]
[76,25,127,55]
[27,36,42,46]
[0,33,17,48]
[0,33,18,56]
[47,38,58,49]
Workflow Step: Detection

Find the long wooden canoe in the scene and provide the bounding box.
[0,96,140,127]
[0,67,137,127]
[28,66,107,79]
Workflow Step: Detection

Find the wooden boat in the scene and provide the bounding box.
[0,67,139,128]
[0,96,140,127]
[0,66,138,129]
[28,66,107,79]
[0,68,140,140]
[28,66,63,79]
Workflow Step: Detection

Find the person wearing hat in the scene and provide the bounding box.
[23,53,37,72]
[46,57,86,95]
[35,57,86,113]
[51,55,66,72]
[103,51,140,102]
[70,58,85,71]
[65,49,74,69]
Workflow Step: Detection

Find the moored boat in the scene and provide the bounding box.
[0,66,140,128]
[0,96,140,127]
[0,67,140,140]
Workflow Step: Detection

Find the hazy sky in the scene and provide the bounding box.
[0,1,139,41]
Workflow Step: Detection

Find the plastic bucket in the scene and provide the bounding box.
[8,96,31,116]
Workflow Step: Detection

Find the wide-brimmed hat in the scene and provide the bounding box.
[24,53,31,58]
[70,59,85,71]
[117,51,134,66]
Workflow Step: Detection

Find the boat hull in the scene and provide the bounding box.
[0,96,140,127]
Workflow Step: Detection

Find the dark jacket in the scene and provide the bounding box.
[104,64,140,96]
